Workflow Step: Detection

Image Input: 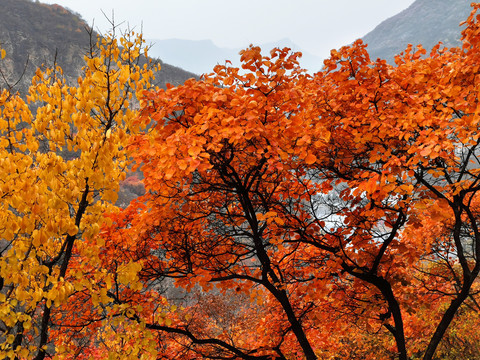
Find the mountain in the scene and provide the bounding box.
[361,0,472,63]
[146,39,234,76]
[0,0,196,95]
[146,38,323,75]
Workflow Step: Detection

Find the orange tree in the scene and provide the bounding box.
[104,5,480,360]
[0,27,156,359]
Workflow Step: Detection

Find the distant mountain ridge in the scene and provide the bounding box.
[148,0,473,75]
[361,0,472,63]
[0,0,196,94]
[146,38,324,75]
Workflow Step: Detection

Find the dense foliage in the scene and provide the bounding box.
[2,4,480,360]
[0,29,156,359]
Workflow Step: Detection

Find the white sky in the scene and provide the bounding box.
[40,0,416,58]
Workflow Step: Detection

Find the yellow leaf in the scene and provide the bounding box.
[19,347,30,358]
[67,225,78,237]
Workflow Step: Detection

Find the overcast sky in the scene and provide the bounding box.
[41,0,416,59]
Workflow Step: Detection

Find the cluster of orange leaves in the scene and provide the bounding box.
[102,4,480,359]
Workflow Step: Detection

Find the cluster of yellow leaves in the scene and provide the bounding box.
[0,31,157,359]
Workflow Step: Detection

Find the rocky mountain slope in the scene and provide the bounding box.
[361,0,472,63]
[0,0,196,95]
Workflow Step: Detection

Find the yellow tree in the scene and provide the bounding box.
[0,27,156,359]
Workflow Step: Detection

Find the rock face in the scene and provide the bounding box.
[0,0,196,95]
[0,0,89,93]
[362,0,472,63]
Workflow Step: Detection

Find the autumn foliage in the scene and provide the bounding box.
[3,4,480,360]
[0,27,156,359]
